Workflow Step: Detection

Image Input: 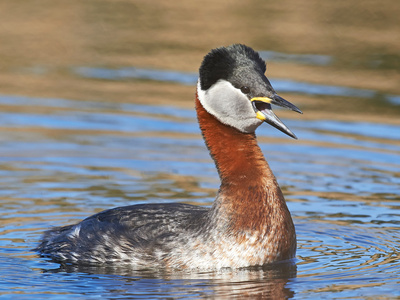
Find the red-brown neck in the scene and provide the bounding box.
[196,95,295,254]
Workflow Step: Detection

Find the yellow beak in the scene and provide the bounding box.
[250,97,273,121]
[250,95,301,139]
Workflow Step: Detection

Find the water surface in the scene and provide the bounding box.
[1,89,399,299]
[1,1,400,299]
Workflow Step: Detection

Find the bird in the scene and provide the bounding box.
[36,44,302,270]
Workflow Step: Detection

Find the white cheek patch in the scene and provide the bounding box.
[197,80,262,133]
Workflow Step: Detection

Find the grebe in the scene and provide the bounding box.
[37,44,302,269]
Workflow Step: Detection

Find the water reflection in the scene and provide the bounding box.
[38,261,297,299]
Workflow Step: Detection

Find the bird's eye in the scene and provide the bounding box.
[240,86,250,94]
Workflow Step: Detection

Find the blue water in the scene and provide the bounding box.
[1,63,400,299]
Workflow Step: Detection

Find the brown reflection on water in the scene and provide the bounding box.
[0,0,399,122]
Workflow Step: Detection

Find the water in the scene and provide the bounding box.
[1,1,400,299]
[1,91,400,298]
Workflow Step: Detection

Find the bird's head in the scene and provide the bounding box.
[197,44,302,139]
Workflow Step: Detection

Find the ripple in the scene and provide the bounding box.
[73,66,199,85]
[296,222,400,283]
[70,66,400,104]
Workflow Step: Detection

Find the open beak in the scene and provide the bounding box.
[251,95,302,139]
